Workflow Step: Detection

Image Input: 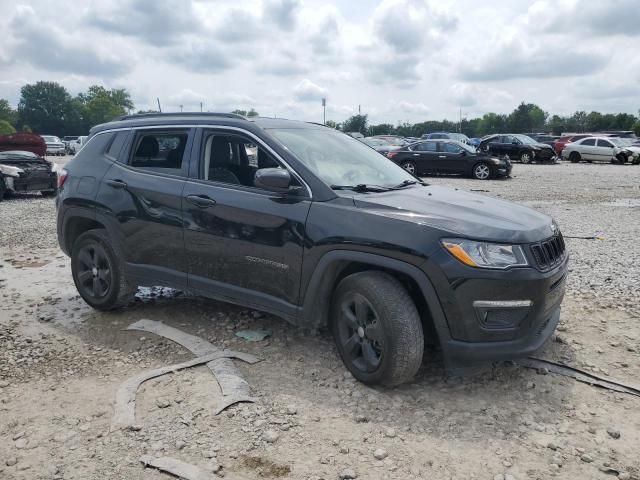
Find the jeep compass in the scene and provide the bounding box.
[56,113,568,386]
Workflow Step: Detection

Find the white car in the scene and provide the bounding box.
[562,136,640,164]
[41,135,66,156]
[68,136,88,154]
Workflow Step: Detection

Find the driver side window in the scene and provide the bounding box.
[201,132,298,190]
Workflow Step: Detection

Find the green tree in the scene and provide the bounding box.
[368,123,394,136]
[507,102,546,133]
[18,81,73,135]
[0,99,17,126]
[325,120,337,129]
[76,85,133,129]
[632,120,640,137]
[0,120,16,135]
[247,108,259,117]
[231,109,248,116]
[342,114,368,134]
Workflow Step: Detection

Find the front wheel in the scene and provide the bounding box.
[331,272,424,386]
[616,153,627,164]
[472,162,492,180]
[520,151,533,164]
[400,160,417,176]
[71,229,134,310]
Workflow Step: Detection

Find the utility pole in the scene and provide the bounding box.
[156,97,162,112]
[322,98,326,125]
[358,104,361,115]
[180,105,183,112]
[200,102,203,112]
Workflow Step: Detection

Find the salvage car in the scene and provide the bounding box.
[552,134,592,156]
[56,113,568,386]
[0,132,47,157]
[0,150,58,199]
[480,134,557,163]
[387,139,512,179]
[42,135,66,156]
[421,132,473,145]
[562,137,640,164]
[360,137,402,155]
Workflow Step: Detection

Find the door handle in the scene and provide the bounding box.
[438,156,446,158]
[413,153,420,156]
[186,194,217,208]
[106,179,127,189]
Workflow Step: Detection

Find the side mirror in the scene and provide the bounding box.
[459,150,466,156]
[511,141,518,145]
[254,168,298,193]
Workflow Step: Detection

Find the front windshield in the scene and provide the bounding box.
[270,128,417,188]
[0,151,39,161]
[453,141,477,153]
[450,133,470,143]
[514,134,537,144]
[608,138,628,147]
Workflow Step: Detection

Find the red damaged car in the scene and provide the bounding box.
[552,134,592,156]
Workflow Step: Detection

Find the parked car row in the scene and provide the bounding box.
[562,137,640,164]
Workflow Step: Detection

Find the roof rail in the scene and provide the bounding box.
[116,112,247,121]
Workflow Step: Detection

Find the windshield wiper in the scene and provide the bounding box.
[330,184,392,192]
[390,179,426,189]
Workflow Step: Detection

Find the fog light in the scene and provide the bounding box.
[473,300,532,330]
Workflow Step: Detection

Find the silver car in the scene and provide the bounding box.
[41,135,66,156]
[562,136,640,164]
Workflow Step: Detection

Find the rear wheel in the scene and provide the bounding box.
[569,152,581,163]
[71,229,135,310]
[331,272,424,386]
[400,160,417,176]
[472,162,492,180]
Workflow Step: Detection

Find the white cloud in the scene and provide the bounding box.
[293,79,328,102]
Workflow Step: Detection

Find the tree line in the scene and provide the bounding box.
[335,102,640,138]
[1,81,639,138]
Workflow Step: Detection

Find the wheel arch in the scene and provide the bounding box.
[299,251,448,347]
[61,208,107,255]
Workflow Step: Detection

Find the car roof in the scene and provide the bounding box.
[89,113,330,135]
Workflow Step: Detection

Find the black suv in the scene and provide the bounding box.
[480,134,557,163]
[56,113,568,386]
[387,139,512,179]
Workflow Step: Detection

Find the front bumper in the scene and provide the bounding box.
[426,250,568,368]
[11,174,57,193]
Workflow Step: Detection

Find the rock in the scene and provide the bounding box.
[340,468,357,479]
[373,448,388,460]
[494,475,505,480]
[14,438,28,449]
[580,454,594,463]
[384,428,396,438]
[203,451,217,459]
[6,457,17,467]
[505,475,516,480]
[354,414,368,423]
[263,430,279,443]
[606,428,621,439]
[0,381,10,388]
[286,404,297,415]
[176,440,186,450]
[156,398,171,409]
[618,473,631,480]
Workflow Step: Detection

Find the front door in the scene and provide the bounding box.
[437,142,469,173]
[182,128,311,313]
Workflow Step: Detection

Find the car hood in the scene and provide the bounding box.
[352,185,554,243]
[529,142,554,150]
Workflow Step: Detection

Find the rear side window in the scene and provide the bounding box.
[597,139,613,147]
[105,131,129,161]
[581,139,596,146]
[130,131,188,170]
[443,143,463,153]
[415,142,437,152]
[75,132,114,159]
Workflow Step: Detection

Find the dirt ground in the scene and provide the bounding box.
[1,162,639,480]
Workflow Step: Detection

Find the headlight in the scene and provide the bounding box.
[441,239,529,269]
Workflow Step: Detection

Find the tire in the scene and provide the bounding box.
[331,271,424,386]
[616,153,627,164]
[400,160,417,176]
[569,152,581,163]
[472,162,492,180]
[41,190,57,197]
[520,151,533,164]
[0,178,6,201]
[71,229,135,310]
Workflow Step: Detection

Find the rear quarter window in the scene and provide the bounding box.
[75,133,114,160]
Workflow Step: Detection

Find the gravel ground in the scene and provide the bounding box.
[1,161,639,479]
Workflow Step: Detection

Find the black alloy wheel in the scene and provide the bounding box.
[75,242,113,300]
[336,293,383,373]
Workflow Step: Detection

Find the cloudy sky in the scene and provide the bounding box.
[1,0,639,125]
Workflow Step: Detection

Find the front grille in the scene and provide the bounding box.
[529,233,566,271]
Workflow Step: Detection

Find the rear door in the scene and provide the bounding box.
[411,141,439,173]
[97,128,193,287]
[579,138,597,160]
[182,127,312,315]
